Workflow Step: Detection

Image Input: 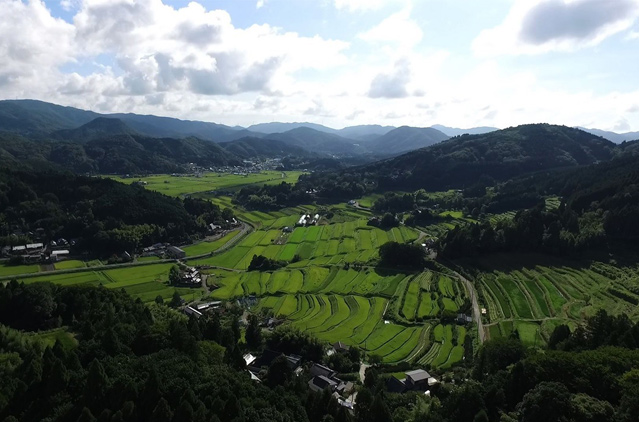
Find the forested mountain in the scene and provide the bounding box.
[220,137,317,159]
[0,100,99,136]
[0,132,240,174]
[0,100,257,142]
[51,118,138,143]
[365,126,449,154]
[367,124,615,191]
[265,127,364,156]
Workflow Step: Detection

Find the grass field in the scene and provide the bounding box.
[54,260,86,270]
[110,171,306,197]
[0,263,40,277]
[14,263,200,303]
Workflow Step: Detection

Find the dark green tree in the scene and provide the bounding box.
[245,314,262,350]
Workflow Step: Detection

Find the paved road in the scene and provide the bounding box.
[453,270,485,344]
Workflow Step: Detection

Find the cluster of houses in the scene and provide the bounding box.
[296,214,320,227]
[1,236,74,264]
[141,243,187,259]
[244,349,355,410]
[178,266,202,286]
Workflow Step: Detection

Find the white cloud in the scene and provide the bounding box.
[0,0,75,86]
[368,59,411,98]
[334,0,406,12]
[359,8,422,51]
[60,0,79,11]
[473,0,639,56]
[0,0,348,100]
[256,0,266,9]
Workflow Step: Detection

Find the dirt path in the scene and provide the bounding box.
[359,363,370,383]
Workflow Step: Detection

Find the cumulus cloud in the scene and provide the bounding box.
[368,59,411,99]
[0,0,75,84]
[359,8,422,51]
[473,0,639,56]
[0,0,348,108]
[256,0,266,9]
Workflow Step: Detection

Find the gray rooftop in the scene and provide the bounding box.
[406,369,431,382]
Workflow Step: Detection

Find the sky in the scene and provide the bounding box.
[1,0,639,131]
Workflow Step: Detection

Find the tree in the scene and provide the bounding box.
[266,355,293,388]
[84,359,109,406]
[518,382,572,422]
[245,314,262,350]
[370,393,392,422]
[169,265,181,286]
[548,324,571,350]
[169,290,182,308]
[378,241,425,268]
[150,398,173,422]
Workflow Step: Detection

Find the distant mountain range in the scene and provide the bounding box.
[578,127,639,144]
[2,99,638,176]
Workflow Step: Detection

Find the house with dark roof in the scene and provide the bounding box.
[386,376,407,394]
[310,363,337,379]
[331,341,351,354]
[308,375,338,393]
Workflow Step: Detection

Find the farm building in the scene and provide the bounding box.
[184,306,203,318]
[50,250,70,262]
[331,341,350,354]
[405,369,431,390]
[167,246,186,259]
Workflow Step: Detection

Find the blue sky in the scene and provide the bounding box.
[1,0,638,131]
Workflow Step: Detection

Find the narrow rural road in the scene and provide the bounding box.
[453,270,486,344]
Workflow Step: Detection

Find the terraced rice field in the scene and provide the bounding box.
[208,266,408,300]
[479,261,639,344]
[191,220,420,269]
[394,272,464,322]
[417,324,466,368]
[257,292,428,363]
